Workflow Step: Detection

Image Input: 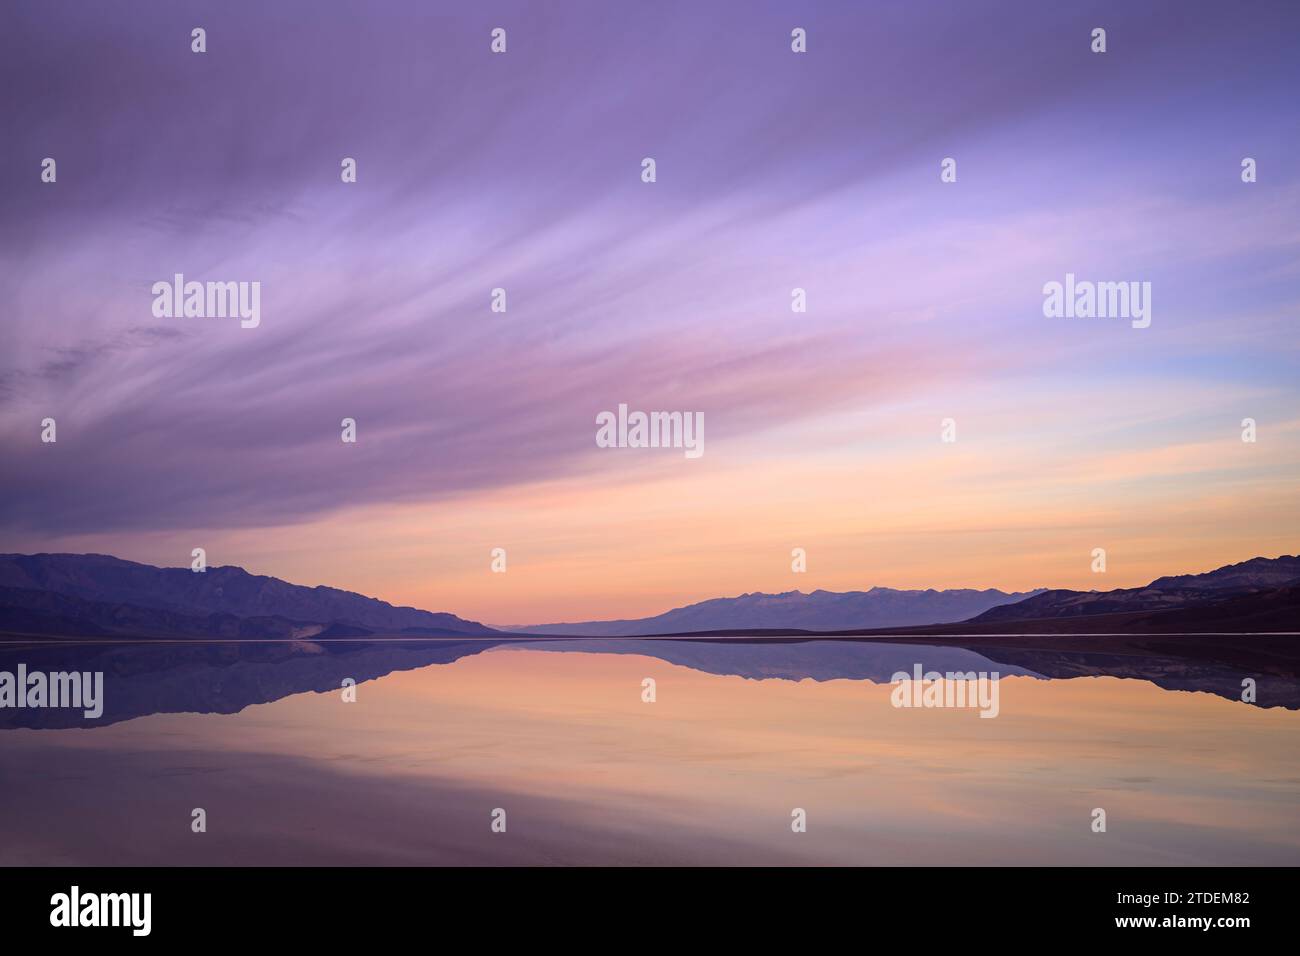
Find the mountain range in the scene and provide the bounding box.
[0,553,492,639]
[506,587,1044,635]
[0,552,1296,641]
[516,555,1300,636]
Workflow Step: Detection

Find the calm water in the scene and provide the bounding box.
[2,637,1297,865]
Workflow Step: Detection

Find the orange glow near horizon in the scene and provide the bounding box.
[25,408,1300,625]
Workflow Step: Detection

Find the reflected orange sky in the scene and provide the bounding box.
[17,647,1300,865]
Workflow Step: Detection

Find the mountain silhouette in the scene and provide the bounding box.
[0,553,493,638]
[968,555,1300,626]
[1,552,1296,642]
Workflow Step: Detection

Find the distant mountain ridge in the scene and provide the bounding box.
[510,586,1045,636]
[0,553,493,638]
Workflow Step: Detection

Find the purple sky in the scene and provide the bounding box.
[2,1,1298,619]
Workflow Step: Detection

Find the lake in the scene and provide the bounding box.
[2,636,1297,865]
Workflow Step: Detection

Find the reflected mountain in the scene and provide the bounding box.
[522,634,1300,710]
[2,631,1297,730]
[517,637,1045,682]
[0,638,510,729]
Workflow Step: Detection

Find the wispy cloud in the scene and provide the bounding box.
[2,0,1298,618]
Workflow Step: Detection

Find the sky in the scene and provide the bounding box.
[1,0,1298,625]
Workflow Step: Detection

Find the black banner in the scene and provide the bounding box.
[0,866,1281,942]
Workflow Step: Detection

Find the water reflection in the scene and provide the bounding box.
[1,633,1296,730]
[1,637,1297,865]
